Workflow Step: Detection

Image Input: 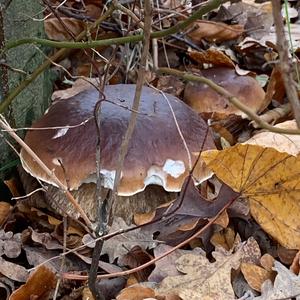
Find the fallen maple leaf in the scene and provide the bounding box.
[202,144,300,249]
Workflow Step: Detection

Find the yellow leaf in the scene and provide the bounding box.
[202,144,300,249]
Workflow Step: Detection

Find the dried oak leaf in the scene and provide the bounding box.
[82,217,157,262]
[188,20,244,43]
[0,230,22,258]
[202,144,300,249]
[254,261,300,300]
[156,246,244,300]
[141,178,238,245]
[9,266,56,300]
[148,245,205,283]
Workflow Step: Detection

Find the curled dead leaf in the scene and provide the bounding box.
[189,49,235,68]
[188,20,244,43]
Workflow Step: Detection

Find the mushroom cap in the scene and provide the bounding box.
[184,67,266,119]
[20,83,215,196]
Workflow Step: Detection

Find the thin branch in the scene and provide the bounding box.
[62,193,239,280]
[0,4,115,113]
[271,0,300,128]
[157,68,300,135]
[3,0,226,51]
[0,115,93,230]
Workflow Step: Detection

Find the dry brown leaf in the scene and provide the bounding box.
[156,246,244,299]
[213,209,229,228]
[260,254,275,272]
[0,258,28,282]
[290,250,300,275]
[82,217,157,262]
[246,120,300,155]
[116,285,156,300]
[156,76,185,97]
[210,227,235,251]
[189,49,235,68]
[188,20,244,43]
[202,144,300,249]
[82,287,95,300]
[277,245,298,265]
[4,179,21,197]
[45,17,86,41]
[148,245,205,283]
[241,262,274,292]
[0,202,11,226]
[9,266,56,300]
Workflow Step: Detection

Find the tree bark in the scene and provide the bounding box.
[0,0,52,178]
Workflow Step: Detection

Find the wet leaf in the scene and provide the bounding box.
[142,178,238,245]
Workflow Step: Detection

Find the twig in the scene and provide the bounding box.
[271,0,300,128]
[0,115,93,230]
[3,0,226,51]
[62,192,239,280]
[250,103,291,128]
[157,68,300,135]
[0,4,115,113]
[108,0,152,225]
[151,86,192,169]
[88,2,152,296]
[53,217,67,300]
[89,95,106,300]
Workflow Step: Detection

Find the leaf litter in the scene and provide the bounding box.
[3,0,300,298]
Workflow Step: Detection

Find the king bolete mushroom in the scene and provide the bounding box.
[20,81,215,224]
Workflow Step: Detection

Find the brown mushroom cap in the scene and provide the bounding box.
[20,84,215,196]
[184,67,266,119]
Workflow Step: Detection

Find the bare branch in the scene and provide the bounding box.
[271,0,300,127]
